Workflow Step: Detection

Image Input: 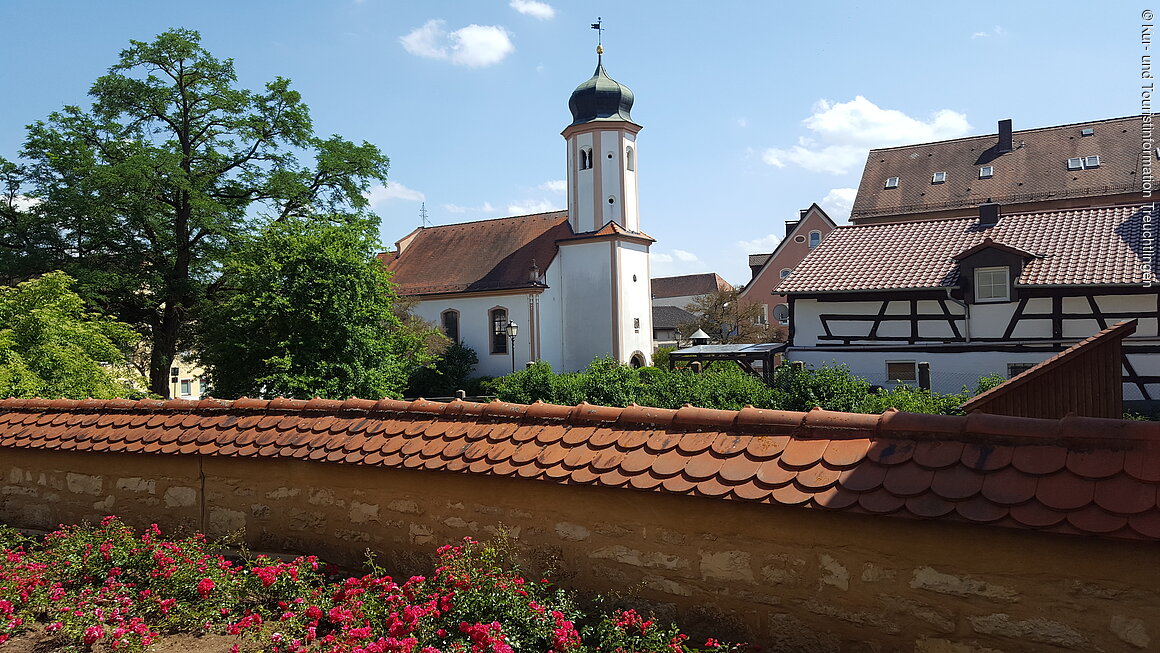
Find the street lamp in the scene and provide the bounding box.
[504,321,519,373]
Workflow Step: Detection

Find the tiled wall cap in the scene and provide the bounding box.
[136,398,167,410]
[339,397,378,412]
[572,403,624,424]
[407,398,448,415]
[1,398,30,408]
[618,403,676,427]
[1058,414,1160,446]
[195,397,233,410]
[22,398,55,410]
[232,397,270,410]
[442,399,486,418]
[673,405,737,430]
[163,397,201,410]
[482,401,528,418]
[735,406,805,432]
[803,409,881,432]
[524,401,574,421]
[80,398,108,410]
[302,397,336,411]
[965,411,1057,441]
[373,398,409,413]
[879,410,963,436]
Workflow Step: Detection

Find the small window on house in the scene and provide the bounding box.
[756,305,769,325]
[1007,363,1035,378]
[884,177,900,189]
[1080,128,1095,137]
[808,230,822,248]
[179,379,193,396]
[579,148,593,170]
[974,266,1010,302]
[931,171,947,184]
[979,166,994,179]
[1067,157,1084,171]
[773,304,789,325]
[441,310,460,343]
[490,308,508,354]
[779,268,792,279]
[626,146,635,171]
[1084,155,1100,168]
[886,361,917,384]
[633,317,640,331]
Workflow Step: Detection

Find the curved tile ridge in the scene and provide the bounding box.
[4,396,1160,542]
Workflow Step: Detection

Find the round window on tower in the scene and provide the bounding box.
[607,152,614,159]
[607,196,615,204]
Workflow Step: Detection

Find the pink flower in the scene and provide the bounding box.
[197,577,215,598]
[83,625,104,645]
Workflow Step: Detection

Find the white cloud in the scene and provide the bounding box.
[972,25,1005,39]
[538,179,566,193]
[763,96,970,175]
[650,249,707,277]
[364,182,424,208]
[507,199,560,214]
[12,195,41,211]
[400,20,514,68]
[443,202,497,214]
[510,0,555,20]
[736,233,781,254]
[819,188,857,223]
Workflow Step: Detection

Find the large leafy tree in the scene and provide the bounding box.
[197,217,433,400]
[678,288,782,344]
[0,271,145,399]
[6,29,389,396]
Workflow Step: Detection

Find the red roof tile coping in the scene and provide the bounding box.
[4,396,1160,541]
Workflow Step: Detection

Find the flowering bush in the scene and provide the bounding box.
[0,518,747,652]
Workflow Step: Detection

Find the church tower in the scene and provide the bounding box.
[557,44,654,370]
[562,46,641,234]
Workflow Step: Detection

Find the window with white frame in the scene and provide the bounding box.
[179,379,193,396]
[779,268,792,279]
[886,361,917,384]
[756,304,768,325]
[974,266,1010,302]
[490,308,508,354]
[884,176,900,189]
[808,230,822,248]
[931,171,947,184]
[978,166,993,179]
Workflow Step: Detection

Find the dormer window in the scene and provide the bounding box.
[884,177,900,189]
[974,266,1010,302]
[979,166,994,179]
[808,230,821,248]
[931,171,947,184]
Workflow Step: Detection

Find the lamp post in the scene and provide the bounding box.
[504,321,519,373]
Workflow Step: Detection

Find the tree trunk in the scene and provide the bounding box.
[149,306,181,398]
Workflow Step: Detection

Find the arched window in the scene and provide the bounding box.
[780,268,792,279]
[441,310,459,343]
[626,146,635,171]
[773,304,790,325]
[490,308,508,354]
[579,147,593,171]
[809,230,822,248]
[629,352,645,368]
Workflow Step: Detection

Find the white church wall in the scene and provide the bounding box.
[559,240,615,371]
[622,132,639,232]
[571,132,596,233]
[536,262,566,370]
[616,242,653,364]
[410,294,537,380]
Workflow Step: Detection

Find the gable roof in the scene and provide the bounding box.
[652,305,697,329]
[777,203,1156,293]
[651,273,733,299]
[961,320,1137,418]
[851,116,1141,221]
[381,211,571,296]
[3,396,1160,542]
[740,203,836,299]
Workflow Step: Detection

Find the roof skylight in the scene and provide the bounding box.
[884,177,900,189]
[931,172,947,184]
[979,166,994,179]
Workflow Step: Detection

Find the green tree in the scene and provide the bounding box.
[196,218,430,400]
[0,272,145,399]
[8,29,389,396]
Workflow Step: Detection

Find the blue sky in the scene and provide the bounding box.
[0,1,1143,285]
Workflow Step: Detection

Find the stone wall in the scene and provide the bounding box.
[3,448,1156,652]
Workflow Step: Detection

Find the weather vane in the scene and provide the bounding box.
[590,17,603,54]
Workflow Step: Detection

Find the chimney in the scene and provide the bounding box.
[997,118,1013,153]
[979,200,1001,226]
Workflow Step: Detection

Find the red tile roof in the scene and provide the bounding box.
[380,212,571,296]
[851,116,1142,221]
[4,397,1160,541]
[651,273,733,299]
[778,203,1156,293]
[960,320,1137,417]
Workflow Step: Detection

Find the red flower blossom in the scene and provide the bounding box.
[197,577,215,598]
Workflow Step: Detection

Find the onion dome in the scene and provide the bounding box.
[567,47,634,126]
